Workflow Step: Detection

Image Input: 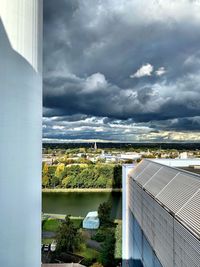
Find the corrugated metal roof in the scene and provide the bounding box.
[135,163,161,186]
[176,189,200,238]
[129,159,200,239]
[144,166,177,196]
[129,159,150,180]
[157,173,200,214]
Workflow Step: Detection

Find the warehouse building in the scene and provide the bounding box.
[122,159,200,267]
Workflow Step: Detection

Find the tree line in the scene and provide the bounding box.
[42,163,122,189]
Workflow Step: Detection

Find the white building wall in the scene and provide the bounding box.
[122,165,134,266]
[0,1,42,266]
[0,0,42,73]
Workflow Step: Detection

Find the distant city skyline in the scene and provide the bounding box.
[43,0,200,142]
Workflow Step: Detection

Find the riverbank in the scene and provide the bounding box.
[42,188,122,193]
[43,213,84,220]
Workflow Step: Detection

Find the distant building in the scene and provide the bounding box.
[123,159,200,267]
[179,151,188,159]
[151,158,200,167]
[120,153,141,161]
[94,142,97,150]
[99,152,141,162]
[83,211,100,229]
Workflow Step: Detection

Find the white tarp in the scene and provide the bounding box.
[83,211,100,229]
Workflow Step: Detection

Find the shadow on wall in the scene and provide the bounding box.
[0,17,37,74]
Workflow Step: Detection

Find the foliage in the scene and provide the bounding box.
[90,263,104,267]
[55,163,65,178]
[91,229,106,242]
[100,231,116,267]
[113,165,122,188]
[56,215,81,253]
[42,175,50,188]
[42,163,50,188]
[92,228,114,242]
[42,163,122,189]
[98,201,112,226]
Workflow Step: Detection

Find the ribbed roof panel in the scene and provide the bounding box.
[157,173,200,214]
[129,159,149,180]
[135,163,161,186]
[130,159,200,238]
[176,189,200,239]
[145,166,178,196]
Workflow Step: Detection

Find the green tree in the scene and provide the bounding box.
[100,232,116,267]
[98,201,112,226]
[113,165,122,188]
[42,163,50,188]
[55,163,65,178]
[95,175,107,188]
[56,215,81,253]
[42,175,50,188]
[42,162,49,176]
[50,176,60,188]
[62,176,73,188]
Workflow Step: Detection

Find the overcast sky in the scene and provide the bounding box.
[43,0,200,142]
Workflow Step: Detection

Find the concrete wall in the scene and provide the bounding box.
[0,1,42,266]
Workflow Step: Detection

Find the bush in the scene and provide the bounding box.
[91,229,106,242]
[91,228,114,242]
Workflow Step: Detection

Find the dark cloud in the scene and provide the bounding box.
[148,116,200,132]
[43,0,200,141]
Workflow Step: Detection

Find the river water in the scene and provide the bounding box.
[42,192,122,219]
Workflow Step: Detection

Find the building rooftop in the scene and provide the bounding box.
[151,158,200,167]
[129,159,200,239]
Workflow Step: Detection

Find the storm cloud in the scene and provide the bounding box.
[43,0,200,142]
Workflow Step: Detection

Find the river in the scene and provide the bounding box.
[42,191,122,219]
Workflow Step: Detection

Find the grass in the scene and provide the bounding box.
[71,218,83,229]
[42,217,83,232]
[76,243,100,260]
[114,220,122,259]
[42,218,61,232]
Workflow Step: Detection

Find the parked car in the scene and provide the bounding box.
[43,244,49,252]
[50,240,57,252]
